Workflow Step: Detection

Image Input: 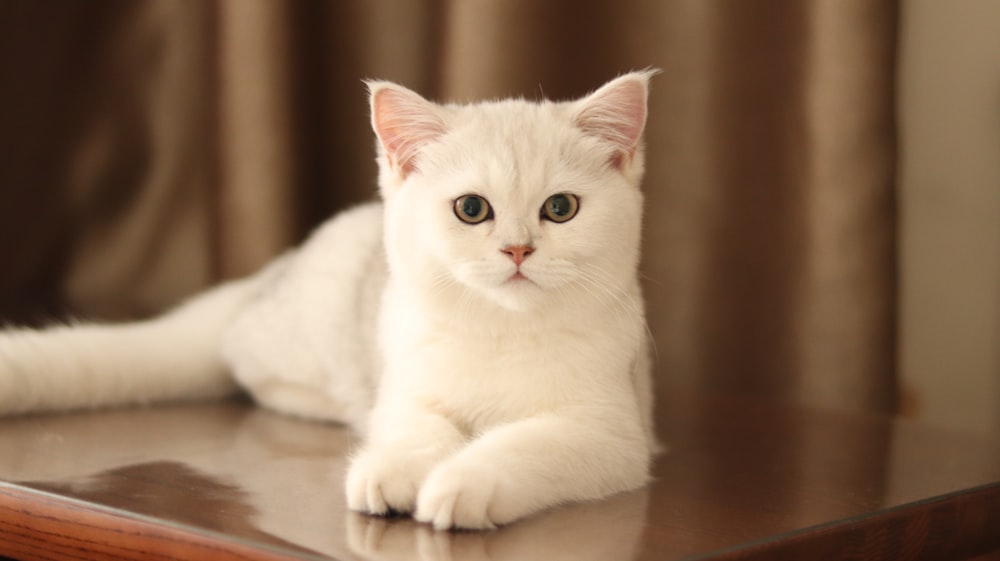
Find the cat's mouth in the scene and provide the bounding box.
[506,271,535,284]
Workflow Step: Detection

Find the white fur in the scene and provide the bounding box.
[222,202,387,429]
[0,71,657,530]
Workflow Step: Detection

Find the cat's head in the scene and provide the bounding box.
[368,72,654,314]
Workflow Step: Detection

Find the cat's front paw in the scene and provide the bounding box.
[415,459,521,530]
[346,449,429,515]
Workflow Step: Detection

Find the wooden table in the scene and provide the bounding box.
[1,385,998,561]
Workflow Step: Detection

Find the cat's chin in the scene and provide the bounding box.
[482,280,551,313]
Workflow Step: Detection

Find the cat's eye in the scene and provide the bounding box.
[454,195,493,224]
[541,193,579,223]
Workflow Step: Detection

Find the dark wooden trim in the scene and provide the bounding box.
[0,484,319,561]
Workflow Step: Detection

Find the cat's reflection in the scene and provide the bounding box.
[0,402,651,560]
[346,488,649,561]
[22,460,325,558]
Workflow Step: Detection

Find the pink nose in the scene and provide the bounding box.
[501,245,534,266]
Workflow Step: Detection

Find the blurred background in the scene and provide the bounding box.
[0,0,996,431]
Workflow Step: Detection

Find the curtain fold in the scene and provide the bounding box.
[0,0,899,414]
[685,1,898,412]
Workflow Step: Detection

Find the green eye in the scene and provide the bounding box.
[454,195,493,224]
[541,193,579,223]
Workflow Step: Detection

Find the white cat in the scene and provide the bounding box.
[0,71,658,530]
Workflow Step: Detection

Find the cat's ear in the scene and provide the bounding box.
[367,81,447,178]
[573,70,657,169]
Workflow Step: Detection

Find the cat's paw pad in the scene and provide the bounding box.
[415,461,512,530]
[345,450,425,515]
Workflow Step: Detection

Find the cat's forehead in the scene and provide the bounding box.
[447,100,572,143]
[430,101,599,192]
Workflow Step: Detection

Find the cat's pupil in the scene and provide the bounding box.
[463,197,483,217]
[549,195,571,216]
[454,195,492,224]
[542,193,579,223]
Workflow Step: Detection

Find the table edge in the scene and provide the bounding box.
[3,479,1000,561]
[0,482,332,561]
[693,480,1000,561]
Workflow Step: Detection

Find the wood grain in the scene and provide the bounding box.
[0,484,309,561]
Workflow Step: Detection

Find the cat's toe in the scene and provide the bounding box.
[415,463,501,530]
[345,451,421,515]
[345,465,387,514]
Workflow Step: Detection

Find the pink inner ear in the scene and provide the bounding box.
[574,77,649,168]
[372,86,446,176]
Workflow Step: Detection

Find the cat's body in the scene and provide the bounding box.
[0,72,657,529]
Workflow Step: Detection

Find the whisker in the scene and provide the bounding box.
[638,272,664,288]
[573,263,657,367]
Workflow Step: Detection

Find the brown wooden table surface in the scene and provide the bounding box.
[0,384,998,561]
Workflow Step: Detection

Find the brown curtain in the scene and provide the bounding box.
[0,0,898,415]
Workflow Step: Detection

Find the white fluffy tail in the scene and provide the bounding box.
[0,278,260,416]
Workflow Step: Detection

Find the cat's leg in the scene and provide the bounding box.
[414,415,649,530]
[346,405,466,515]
